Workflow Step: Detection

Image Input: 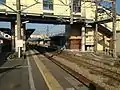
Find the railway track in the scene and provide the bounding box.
[30,45,120,89]
[57,51,120,72]
[57,51,118,67]
[51,51,120,88]
[59,54,120,80]
[77,52,119,67]
[40,52,105,90]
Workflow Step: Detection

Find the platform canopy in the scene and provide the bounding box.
[26,29,35,40]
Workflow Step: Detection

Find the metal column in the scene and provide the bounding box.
[16,0,22,58]
[81,27,85,51]
[112,0,117,58]
[22,23,26,53]
[94,0,98,53]
[103,35,105,52]
[11,22,15,52]
[70,0,73,24]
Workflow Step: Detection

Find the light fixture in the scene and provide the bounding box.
[22,21,29,24]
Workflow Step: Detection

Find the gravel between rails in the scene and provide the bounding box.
[47,51,120,90]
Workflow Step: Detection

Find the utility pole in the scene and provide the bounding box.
[94,0,98,53]
[46,25,49,37]
[16,0,22,58]
[112,0,117,58]
[70,0,73,24]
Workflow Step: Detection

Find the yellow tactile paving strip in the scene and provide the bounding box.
[30,50,64,90]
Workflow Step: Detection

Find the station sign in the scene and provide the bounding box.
[16,40,23,47]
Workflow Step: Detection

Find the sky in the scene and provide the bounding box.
[26,23,65,35]
[0,0,120,35]
[116,0,120,14]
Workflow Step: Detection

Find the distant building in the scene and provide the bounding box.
[30,34,48,39]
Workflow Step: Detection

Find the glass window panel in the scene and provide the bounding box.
[49,4,53,10]
[43,0,53,10]
[73,0,81,12]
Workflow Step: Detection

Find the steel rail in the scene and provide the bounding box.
[43,53,105,90]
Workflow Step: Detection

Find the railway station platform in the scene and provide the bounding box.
[0,52,30,90]
[46,49,120,90]
[2,43,120,90]
[0,51,51,90]
[0,49,89,90]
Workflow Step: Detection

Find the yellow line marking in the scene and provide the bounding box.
[31,50,64,90]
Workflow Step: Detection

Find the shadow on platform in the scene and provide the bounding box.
[0,52,10,67]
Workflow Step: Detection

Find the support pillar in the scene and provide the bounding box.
[15,23,18,52]
[81,27,85,52]
[103,35,105,52]
[94,24,98,52]
[65,23,82,51]
[112,0,117,58]
[16,0,22,58]
[11,22,15,52]
[94,0,98,53]
[21,23,26,52]
[14,23,26,53]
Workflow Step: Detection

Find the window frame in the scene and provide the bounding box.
[73,0,81,13]
[43,0,53,10]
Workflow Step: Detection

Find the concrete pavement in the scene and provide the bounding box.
[0,49,88,90]
[0,52,29,90]
[27,50,49,90]
[33,49,88,90]
[0,51,48,90]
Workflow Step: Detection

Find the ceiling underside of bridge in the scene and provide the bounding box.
[0,13,86,24]
[0,13,118,25]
